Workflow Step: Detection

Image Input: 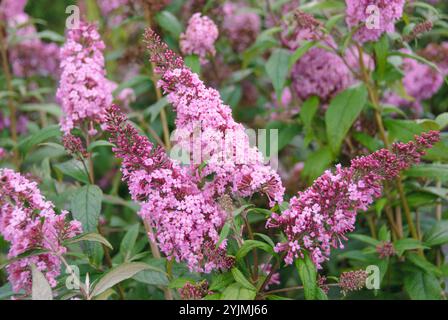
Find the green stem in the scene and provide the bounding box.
[356,43,418,241]
[0,25,19,168]
[144,5,171,151]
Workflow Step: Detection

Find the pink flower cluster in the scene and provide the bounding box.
[97,0,130,27]
[221,2,261,52]
[339,270,368,295]
[147,30,284,206]
[106,80,136,110]
[1,1,60,78]
[291,46,352,102]
[345,0,406,43]
[421,42,448,75]
[384,50,444,114]
[106,105,231,273]
[0,111,28,135]
[281,9,323,51]
[0,0,26,21]
[57,21,113,135]
[0,169,82,293]
[285,12,355,102]
[179,280,211,300]
[267,131,440,268]
[180,13,219,64]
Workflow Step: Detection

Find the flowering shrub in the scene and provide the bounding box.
[0,0,447,301]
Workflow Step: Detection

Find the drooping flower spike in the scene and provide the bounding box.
[145,29,285,207]
[57,21,113,135]
[267,131,440,268]
[106,105,232,273]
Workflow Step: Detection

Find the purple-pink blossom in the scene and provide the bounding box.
[180,13,219,64]
[383,50,443,114]
[267,131,440,268]
[0,0,26,20]
[1,4,60,78]
[345,0,406,43]
[146,29,284,206]
[56,21,113,135]
[221,2,261,52]
[106,105,232,273]
[291,46,353,102]
[0,169,82,293]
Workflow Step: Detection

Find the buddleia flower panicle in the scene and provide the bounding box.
[267,131,440,268]
[145,29,285,207]
[0,169,82,294]
[57,21,113,135]
[106,105,232,273]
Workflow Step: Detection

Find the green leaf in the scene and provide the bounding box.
[300,96,319,129]
[389,51,441,73]
[254,233,276,249]
[289,41,316,69]
[266,121,301,154]
[0,249,49,270]
[300,96,319,145]
[325,85,368,154]
[133,261,169,286]
[373,35,389,81]
[18,124,61,155]
[36,30,65,42]
[91,262,154,297]
[266,48,291,100]
[221,283,256,300]
[216,222,231,248]
[70,185,103,233]
[406,253,442,277]
[394,239,429,256]
[54,159,90,184]
[384,119,424,142]
[0,284,15,300]
[66,232,113,250]
[168,278,196,289]
[349,234,381,247]
[31,264,53,300]
[233,204,253,217]
[210,272,234,291]
[184,55,201,74]
[236,240,273,261]
[404,270,442,300]
[155,11,183,39]
[295,253,318,300]
[423,221,448,247]
[231,268,256,291]
[302,146,334,182]
[404,164,448,182]
[87,140,115,152]
[352,132,383,152]
[144,97,169,123]
[19,103,62,118]
[113,75,151,94]
[435,113,448,130]
[120,224,140,262]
